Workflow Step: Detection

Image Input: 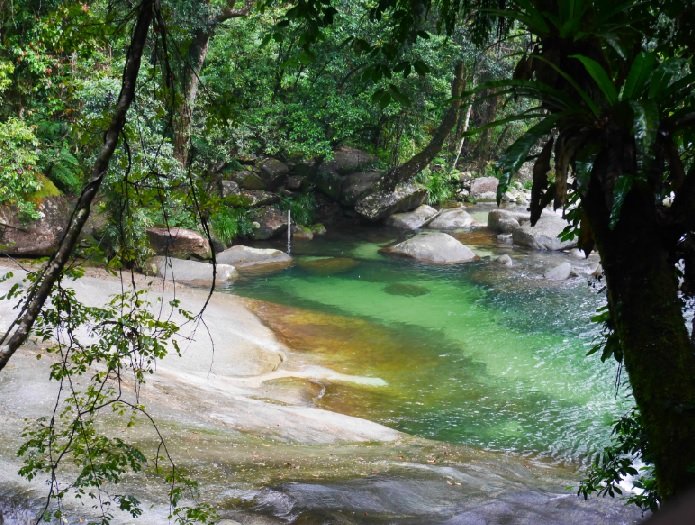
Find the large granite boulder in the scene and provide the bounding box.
[314,164,344,201]
[426,208,477,229]
[217,245,291,269]
[237,190,280,208]
[386,205,439,229]
[323,146,377,175]
[382,231,478,264]
[232,169,266,190]
[249,206,289,240]
[354,181,428,221]
[148,256,237,287]
[259,158,290,189]
[341,171,383,205]
[0,196,73,256]
[470,176,499,200]
[220,180,240,197]
[146,227,211,259]
[512,210,577,251]
[487,208,530,234]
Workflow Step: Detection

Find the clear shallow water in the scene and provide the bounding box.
[229,225,630,463]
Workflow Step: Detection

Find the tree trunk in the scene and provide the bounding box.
[386,61,466,186]
[173,29,210,166]
[0,0,154,372]
[584,145,695,501]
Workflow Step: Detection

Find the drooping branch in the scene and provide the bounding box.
[0,0,154,372]
[385,61,466,186]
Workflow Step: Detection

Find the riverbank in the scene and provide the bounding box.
[0,260,644,524]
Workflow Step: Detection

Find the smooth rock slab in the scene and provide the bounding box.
[383,232,478,264]
[386,205,439,229]
[427,208,477,229]
[217,245,292,269]
[149,256,237,287]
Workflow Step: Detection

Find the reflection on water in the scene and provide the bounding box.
[231,224,629,462]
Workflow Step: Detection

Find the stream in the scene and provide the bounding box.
[231,213,630,464]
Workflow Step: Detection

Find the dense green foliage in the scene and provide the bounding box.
[2,0,694,521]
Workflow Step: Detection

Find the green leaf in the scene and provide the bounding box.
[571,54,618,105]
[609,174,633,229]
[630,100,658,172]
[621,52,656,100]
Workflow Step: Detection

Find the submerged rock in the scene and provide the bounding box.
[496,254,513,267]
[386,205,439,229]
[148,256,237,287]
[383,231,478,264]
[297,257,358,275]
[383,283,430,297]
[354,181,428,221]
[427,208,477,229]
[217,245,292,269]
[146,226,211,260]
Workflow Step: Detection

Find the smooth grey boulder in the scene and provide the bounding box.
[496,254,513,267]
[149,256,237,287]
[217,245,291,269]
[426,208,477,229]
[512,211,577,251]
[386,205,439,229]
[341,171,383,205]
[487,209,530,234]
[382,232,478,264]
[470,176,499,199]
[146,227,211,259]
[259,158,290,189]
[544,261,571,281]
[354,181,427,221]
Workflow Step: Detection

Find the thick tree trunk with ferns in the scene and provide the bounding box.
[582,134,695,501]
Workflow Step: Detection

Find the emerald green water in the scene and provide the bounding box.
[229,226,629,463]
